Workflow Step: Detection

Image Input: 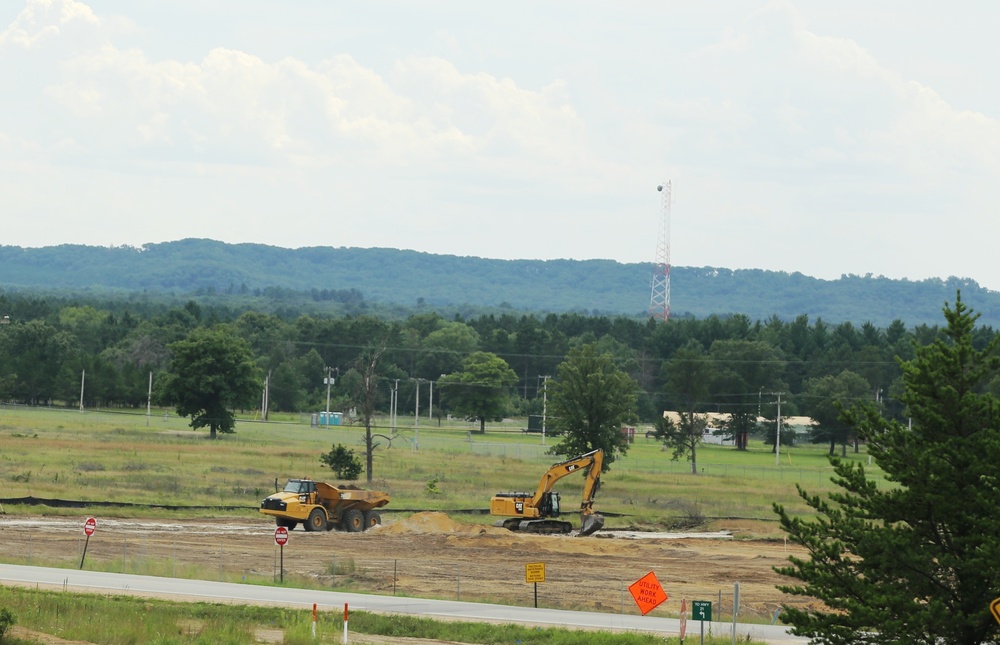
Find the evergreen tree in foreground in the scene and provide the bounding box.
[774,294,1000,644]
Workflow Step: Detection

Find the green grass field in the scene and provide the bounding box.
[0,404,881,532]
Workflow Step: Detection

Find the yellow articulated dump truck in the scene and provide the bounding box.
[260,478,390,532]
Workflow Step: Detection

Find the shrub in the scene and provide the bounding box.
[0,606,16,638]
[319,444,361,480]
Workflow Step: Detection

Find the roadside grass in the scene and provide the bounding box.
[0,585,766,644]
[0,404,882,532]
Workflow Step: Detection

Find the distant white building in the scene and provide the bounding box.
[660,411,817,444]
[701,427,733,445]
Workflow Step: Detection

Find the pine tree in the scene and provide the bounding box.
[774,294,1000,644]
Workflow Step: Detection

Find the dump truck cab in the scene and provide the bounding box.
[284,478,317,500]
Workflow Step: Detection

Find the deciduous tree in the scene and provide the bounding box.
[774,295,1000,644]
[656,341,712,473]
[800,369,871,456]
[654,411,709,473]
[438,352,518,433]
[548,343,638,471]
[158,327,261,439]
[709,339,786,450]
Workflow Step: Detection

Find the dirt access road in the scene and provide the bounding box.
[0,512,813,640]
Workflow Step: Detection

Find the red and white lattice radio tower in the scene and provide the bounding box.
[648,181,671,321]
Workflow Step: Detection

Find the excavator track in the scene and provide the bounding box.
[517,519,574,534]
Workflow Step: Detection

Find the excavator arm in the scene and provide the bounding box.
[529,448,605,536]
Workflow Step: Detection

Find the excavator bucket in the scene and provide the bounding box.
[578,512,605,537]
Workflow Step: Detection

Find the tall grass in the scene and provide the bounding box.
[0,586,765,644]
[0,404,879,531]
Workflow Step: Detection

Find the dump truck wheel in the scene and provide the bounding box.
[342,509,364,532]
[276,518,297,530]
[362,510,382,530]
[305,508,327,532]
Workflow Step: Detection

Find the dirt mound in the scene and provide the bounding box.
[376,512,506,536]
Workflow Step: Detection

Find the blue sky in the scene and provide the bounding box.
[2,1,998,289]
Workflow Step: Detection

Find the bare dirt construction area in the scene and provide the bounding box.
[0,512,812,642]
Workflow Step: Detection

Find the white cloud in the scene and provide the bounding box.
[2,0,1000,290]
[0,0,99,49]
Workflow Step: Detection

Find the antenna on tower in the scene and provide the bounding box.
[648,181,671,321]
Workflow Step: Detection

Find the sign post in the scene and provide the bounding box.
[525,562,545,608]
[274,526,288,582]
[692,601,712,645]
[628,571,668,615]
[79,517,96,569]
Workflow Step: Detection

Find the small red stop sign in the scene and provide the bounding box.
[274,526,288,546]
[84,517,96,536]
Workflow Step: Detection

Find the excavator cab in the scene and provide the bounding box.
[538,492,561,518]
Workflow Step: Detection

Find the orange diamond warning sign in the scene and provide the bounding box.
[628,571,668,615]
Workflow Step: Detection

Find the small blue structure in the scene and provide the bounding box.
[319,411,343,426]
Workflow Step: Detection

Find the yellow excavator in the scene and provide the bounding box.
[490,448,605,536]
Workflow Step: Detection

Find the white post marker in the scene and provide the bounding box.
[343,602,349,644]
[731,582,740,645]
[312,603,317,640]
[680,598,687,643]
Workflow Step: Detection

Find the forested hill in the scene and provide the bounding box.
[0,238,997,327]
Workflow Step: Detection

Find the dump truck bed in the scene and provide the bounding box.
[316,482,390,510]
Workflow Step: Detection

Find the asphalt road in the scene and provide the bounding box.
[0,563,809,643]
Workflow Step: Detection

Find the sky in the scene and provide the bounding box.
[2,1,999,289]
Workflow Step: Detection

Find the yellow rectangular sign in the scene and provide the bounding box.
[991,597,1000,626]
[525,562,545,583]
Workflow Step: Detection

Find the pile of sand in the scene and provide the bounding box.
[376,512,506,536]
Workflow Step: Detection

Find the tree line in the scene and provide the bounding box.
[3,290,997,450]
[5,239,1000,326]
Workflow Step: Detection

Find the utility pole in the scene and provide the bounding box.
[766,392,784,465]
[146,372,152,427]
[413,379,421,450]
[79,369,85,412]
[262,370,271,421]
[392,379,399,436]
[541,375,550,446]
[324,366,336,429]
